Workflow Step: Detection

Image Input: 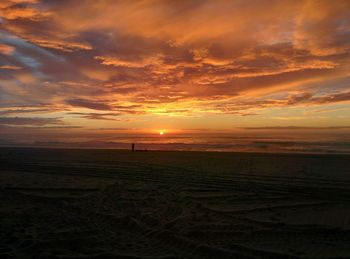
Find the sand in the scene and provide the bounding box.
[0,147,350,258]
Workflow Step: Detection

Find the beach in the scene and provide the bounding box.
[1,147,350,258]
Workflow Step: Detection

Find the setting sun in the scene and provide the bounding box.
[1,1,349,258]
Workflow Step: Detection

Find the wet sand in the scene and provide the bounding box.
[0,147,350,258]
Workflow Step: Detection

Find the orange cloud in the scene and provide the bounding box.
[0,44,14,55]
[31,39,92,52]
[0,65,21,70]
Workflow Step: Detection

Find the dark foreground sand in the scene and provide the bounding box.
[0,148,350,258]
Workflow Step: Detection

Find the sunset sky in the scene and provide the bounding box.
[0,0,350,147]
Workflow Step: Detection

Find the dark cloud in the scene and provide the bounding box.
[65,98,112,110]
[69,112,122,121]
[0,116,63,125]
[0,107,62,115]
[310,91,350,104]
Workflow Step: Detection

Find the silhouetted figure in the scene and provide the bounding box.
[132,143,135,152]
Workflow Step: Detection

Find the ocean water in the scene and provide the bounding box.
[21,131,350,154]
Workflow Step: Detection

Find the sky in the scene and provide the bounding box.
[0,0,350,149]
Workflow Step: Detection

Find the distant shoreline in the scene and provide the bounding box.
[1,145,349,156]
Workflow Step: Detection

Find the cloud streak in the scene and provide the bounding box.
[65,98,112,111]
[0,116,63,126]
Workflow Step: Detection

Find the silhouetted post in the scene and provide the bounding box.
[131,143,135,152]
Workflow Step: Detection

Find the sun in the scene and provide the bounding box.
[159,130,165,135]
